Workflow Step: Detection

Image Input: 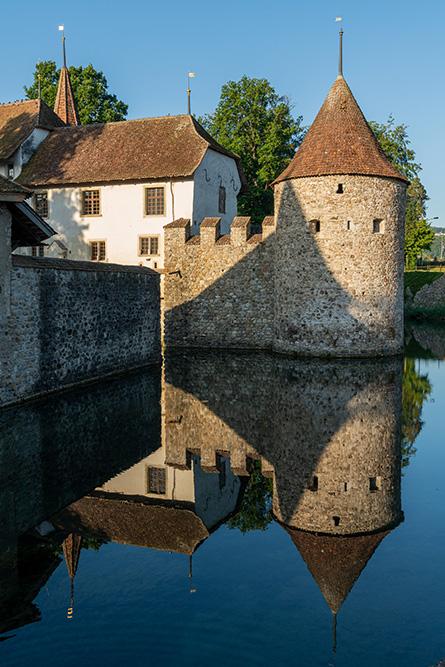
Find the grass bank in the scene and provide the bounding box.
[405,270,445,322]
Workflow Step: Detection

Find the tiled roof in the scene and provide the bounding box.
[54,67,80,126]
[274,76,408,185]
[0,175,32,196]
[0,99,65,160]
[284,525,391,613]
[19,115,250,193]
[51,495,210,555]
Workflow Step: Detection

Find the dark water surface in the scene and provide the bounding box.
[1,326,444,667]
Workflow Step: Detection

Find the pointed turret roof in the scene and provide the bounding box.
[54,38,80,126]
[0,99,65,160]
[283,525,391,613]
[274,75,408,185]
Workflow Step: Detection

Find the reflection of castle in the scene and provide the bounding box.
[163,350,404,616]
[51,445,242,556]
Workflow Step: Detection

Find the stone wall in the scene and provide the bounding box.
[273,175,406,356]
[163,175,406,357]
[163,216,275,349]
[1,256,160,406]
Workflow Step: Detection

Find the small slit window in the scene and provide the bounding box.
[373,219,384,234]
[310,220,321,233]
[337,183,343,194]
[369,477,380,492]
[347,220,351,230]
[333,516,340,527]
[308,475,318,492]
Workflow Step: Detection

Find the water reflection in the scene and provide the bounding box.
[0,350,412,647]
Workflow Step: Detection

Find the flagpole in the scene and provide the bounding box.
[335,17,343,76]
[187,71,191,115]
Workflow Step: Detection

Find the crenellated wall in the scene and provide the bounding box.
[163,174,405,357]
[163,216,275,349]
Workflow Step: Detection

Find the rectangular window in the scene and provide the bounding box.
[139,236,160,256]
[35,192,49,218]
[7,164,14,179]
[31,245,45,257]
[373,219,384,234]
[219,185,226,214]
[90,240,106,261]
[145,187,165,216]
[147,467,166,494]
[82,190,101,216]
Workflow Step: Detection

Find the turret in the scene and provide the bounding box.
[54,32,80,126]
[272,30,408,357]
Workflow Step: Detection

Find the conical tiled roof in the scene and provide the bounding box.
[283,525,391,613]
[274,75,408,185]
[54,67,80,126]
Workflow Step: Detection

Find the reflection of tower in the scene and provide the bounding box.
[271,358,403,632]
[62,534,82,619]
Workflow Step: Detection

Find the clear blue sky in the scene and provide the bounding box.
[2,0,444,225]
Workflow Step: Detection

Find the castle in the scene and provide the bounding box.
[163,44,408,357]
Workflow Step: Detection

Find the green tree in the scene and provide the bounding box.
[401,357,431,468]
[369,116,433,266]
[226,461,273,534]
[24,61,128,125]
[200,76,304,222]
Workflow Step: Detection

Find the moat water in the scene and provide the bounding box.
[1,325,444,667]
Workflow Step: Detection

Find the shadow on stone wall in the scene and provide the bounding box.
[164,183,376,355]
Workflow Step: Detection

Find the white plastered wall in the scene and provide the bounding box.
[193,149,241,234]
[37,178,194,268]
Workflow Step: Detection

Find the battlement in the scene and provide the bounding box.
[163,214,275,349]
[164,215,275,248]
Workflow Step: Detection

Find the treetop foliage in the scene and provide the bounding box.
[199,76,305,222]
[24,60,128,125]
[370,115,433,264]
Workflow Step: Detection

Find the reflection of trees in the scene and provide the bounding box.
[226,462,273,534]
[402,358,432,468]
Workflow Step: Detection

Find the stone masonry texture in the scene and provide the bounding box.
[163,173,406,356]
[1,257,160,406]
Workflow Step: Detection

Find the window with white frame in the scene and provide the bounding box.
[35,192,49,218]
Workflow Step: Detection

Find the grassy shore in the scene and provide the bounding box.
[405,270,445,322]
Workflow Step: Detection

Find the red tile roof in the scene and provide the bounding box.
[54,67,80,126]
[274,76,408,185]
[19,115,250,193]
[283,525,391,612]
[0,99,65,160]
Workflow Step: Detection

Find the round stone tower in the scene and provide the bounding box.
[273,54,408,357]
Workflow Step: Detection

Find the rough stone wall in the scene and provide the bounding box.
[163,216,275,349]
[163,350,403,535]
[1,256,160,406]
[274,175,406,356]
[413,273,445,308]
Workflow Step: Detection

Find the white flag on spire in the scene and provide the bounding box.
[59,25,64,30]
[335,17,342,21]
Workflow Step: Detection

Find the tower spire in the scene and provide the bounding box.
[54,26,81,126]
[335,17,343,77]
[339,28,343,77]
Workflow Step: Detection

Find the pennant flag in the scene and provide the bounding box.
[59,25,64,30]
[335,17,342,21]
[189,72,195,77]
